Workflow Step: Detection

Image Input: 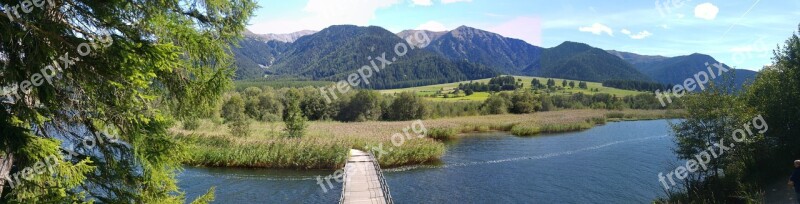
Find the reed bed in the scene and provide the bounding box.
[171,109,682,169]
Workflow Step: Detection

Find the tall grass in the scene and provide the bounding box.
[172,109,682,169]
[427,128,458,140]
[510,121,596,136]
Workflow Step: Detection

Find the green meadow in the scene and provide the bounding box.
[379,75,646,102]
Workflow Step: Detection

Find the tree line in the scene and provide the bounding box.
[214,84,679,137]
[602,79,669,92]
[457,76,523,94]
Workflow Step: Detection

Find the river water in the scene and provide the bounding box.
[178,119,681,203]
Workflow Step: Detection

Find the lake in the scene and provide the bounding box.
[178,119,680,203]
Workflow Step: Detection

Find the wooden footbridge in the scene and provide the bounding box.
[339,149,393,204]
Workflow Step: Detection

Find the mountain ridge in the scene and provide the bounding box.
[232,24,757,90]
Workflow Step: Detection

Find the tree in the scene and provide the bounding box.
[662,24,800,203]
[222,94,250,137]
[547,79,556,88]
[531,79,542,89]
[337,90,382,122]
[510,91,540,114]
[562,79,567,87]
[482,93,512,114]
[283,90,307,138]
[385,92,428,121]
[464,89,474,96]
[578,81,588,89]
[0,1,255,202]
[569,81,575,88]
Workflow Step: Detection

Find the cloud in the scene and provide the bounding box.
[416,21,448,31]
[412,0,433,6]
[441,0,471,4]
[486,16,542,46]
[620,29,652,39]
[660,24,670,29]
[694,3,719,20]
[629,31,653,39]
[578,23,613,36]
[248,0,401,34]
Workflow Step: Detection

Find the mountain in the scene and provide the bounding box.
[230,31,294,79]
[423,26,543,75]
[396,30,448,47]
[244,30,317,43]
[522,42,653,82]
[231,24,755,89]
[267,25,497,89]
[422,26,650,82]
[606,50,668,66]
[608,51,758,88]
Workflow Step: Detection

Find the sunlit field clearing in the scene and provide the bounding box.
[379,75,646,102]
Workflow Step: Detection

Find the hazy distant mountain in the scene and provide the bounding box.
[244,30,317,43]
[521,42,652,82]
[423,26,543,75]
[267,25,497,89]
[607,50,758,88]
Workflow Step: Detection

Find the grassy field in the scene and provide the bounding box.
[171,109,683,169]
[379,76,646,102]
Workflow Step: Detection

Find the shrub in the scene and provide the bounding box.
[183,118,201,130]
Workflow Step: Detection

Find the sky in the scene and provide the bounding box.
[247,0,800,71]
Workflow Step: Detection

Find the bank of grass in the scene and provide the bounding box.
[171,109,683,169]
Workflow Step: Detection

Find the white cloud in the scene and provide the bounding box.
[629,31,653,39]
[620,28,652,39]
[441,0,471,4]
[694,3,719,20]
[416,21,448,31]
[248,0,401,34]
[578,23,613,36]
[412,0,432,6]
[661,24,670,29]
[486,16,542,46]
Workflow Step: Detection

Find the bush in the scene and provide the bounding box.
[183,118,201,130]
[228,119,250,137]
[385,92,428,121]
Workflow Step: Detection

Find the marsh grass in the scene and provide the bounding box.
[171,109,682,169]
[427,128,459,140]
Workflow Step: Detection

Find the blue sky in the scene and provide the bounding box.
[247,0,800,71]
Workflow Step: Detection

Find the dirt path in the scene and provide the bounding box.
[765,178,797,204]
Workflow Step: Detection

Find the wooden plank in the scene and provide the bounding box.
[341,149,389,204]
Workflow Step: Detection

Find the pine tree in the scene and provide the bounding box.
[283,91,307,138]
[0,1,256,203]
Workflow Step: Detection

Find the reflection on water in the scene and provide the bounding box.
[179,119,679,203]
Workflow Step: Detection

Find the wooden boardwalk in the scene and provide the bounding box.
[340,149,393,204]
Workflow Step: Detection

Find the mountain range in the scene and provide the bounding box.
[232,25,758,90]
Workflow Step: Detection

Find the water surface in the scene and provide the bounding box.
[179,119,680,203]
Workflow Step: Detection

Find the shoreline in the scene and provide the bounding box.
[172,109,684,170]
